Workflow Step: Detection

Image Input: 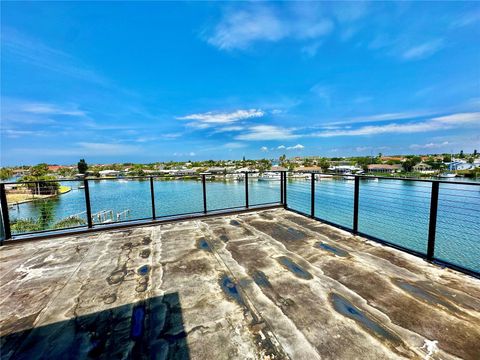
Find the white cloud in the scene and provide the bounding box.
[409,141,450,150]
[207,5,333,51]
[178,109,264,127]
[189,152,196,156]
[287,144,304,150]
[21,103,87,116]
[224,142,247,149]
[277,145,286,149]
[236,125,298,141]
[313,112,480,137]
[327,110,438,126]
[260,146,269,152]
[213,125,244,133]
[402,39,444,60]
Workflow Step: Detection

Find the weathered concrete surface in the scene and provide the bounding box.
[1,209,479,359]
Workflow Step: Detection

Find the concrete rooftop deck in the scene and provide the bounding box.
[1,209,479,360]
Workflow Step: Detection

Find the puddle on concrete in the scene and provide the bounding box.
[394,279,455,311]
[230,220,241,226]
[137,265,150,276]
[103,294,117,304]
[277,256,313,280]
[315,242,349,257]
[219,234,229,243]
[196,238,212,252]
[330,293,401,345]
[252,270,272,288]
[130,303,146,340]
[220,275,245,306]
[140,249,151,258]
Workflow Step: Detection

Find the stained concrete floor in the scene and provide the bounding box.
[1,209,479,360]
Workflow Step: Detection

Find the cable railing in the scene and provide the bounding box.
[284,172,479,277]
[0,171,478,277]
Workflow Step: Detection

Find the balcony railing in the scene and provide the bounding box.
[1,172,478,277]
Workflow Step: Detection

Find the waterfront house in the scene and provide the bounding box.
[294,166,323,173]
[367,164,402,173]
[207,167,227,175]
[412,162,435,174]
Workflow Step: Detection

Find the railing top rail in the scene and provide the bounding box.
[1,171,478,186]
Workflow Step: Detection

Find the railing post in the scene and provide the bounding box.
[244,172,249,208]
[283,171,287,209]
[353,176,360,234]
[0,183,12,241]
[311,173,315,218]
[280,171,284,204]
[150,177,156,220]
[83,178,93,228]
[427,181,439,260]
[202,174,207,214]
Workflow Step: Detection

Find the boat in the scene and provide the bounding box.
[343,173,355,180]
[316,174,333,181]
[438,173,456,178]
[258,173,281,181]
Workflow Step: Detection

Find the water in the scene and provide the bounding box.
[6,177,480,273]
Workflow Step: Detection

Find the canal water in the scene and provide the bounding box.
[6,177,480,273]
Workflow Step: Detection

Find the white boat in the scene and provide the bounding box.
[439,173,456,178]
[316,174,333,181]
[258,173,281,181]
[343,173,355,180]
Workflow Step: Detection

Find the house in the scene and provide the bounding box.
[412,162,434,173]
[47,165,63,172]
[330,165,360,174]
[206,167,227,175]
[270,166,288,172]
[294,166,323,173]
[367,164,402,173]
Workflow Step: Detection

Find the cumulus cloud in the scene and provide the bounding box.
[287,144,304,150]
[260,146,269,152]
[277,145,286,149]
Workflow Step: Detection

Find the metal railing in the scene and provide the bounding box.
[284,172,479,277]
[0,172,478,277]
[0,172,282,240]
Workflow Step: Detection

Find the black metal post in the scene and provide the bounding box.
[0,183,11,241]
[150,177,156,220]
[245,172,249,208]
[353,176,360,234]
[427,181,439,260]
[280,171,284,204]
[83,179,93,228]
[202,174,207,214]
[311,173,315,218]
[283,171,287,209]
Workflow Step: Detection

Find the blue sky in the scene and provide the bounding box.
[1,1,479,165]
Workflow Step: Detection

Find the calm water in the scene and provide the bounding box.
[7,177,480,272]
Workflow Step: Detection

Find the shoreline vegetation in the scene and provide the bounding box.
[7,185,71,205]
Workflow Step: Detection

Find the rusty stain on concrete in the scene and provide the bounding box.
[1,209,479,359]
